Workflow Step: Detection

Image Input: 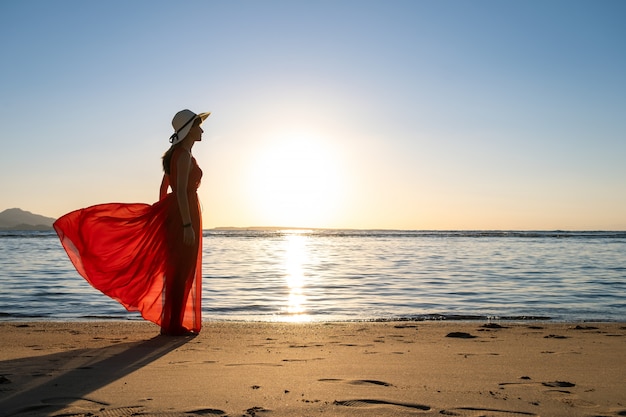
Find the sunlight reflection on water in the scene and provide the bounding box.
[282,231,311,322]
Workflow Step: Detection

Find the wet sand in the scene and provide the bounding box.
[1,321,625,416]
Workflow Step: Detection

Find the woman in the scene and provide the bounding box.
[54,109,210,336]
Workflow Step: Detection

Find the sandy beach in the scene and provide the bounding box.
[0,321,624,417]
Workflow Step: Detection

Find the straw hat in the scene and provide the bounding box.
[169,109,211,145]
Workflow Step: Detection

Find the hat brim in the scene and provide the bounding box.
[172,112,211,145]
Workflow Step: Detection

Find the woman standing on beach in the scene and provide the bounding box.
[54,109,210,336]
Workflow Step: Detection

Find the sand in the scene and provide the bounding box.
[0,321,625,417]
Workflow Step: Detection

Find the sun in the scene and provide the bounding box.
[247,133,343,227]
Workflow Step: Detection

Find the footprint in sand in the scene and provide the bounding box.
[440,406,537,416]
[282,357,325,362]
[499,379,600,410]
[543,389,598,409]
[37,399,228,417]
[319,378,394,387]
[88,406,145,417]
[499,380,576,388]
[187,408,229,415]
[334,399,430,411]
[244,406,269,417]
[100,406,228,417]
[37,402,144,417]
[446,332,477,339]
[224,362,283,367]
[542,380,575,388]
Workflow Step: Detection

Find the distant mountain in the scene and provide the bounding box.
[0,208,56,230]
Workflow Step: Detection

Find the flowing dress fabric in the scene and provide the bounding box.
[54,148,202,333]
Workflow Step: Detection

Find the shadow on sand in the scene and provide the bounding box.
[0,334,193,416]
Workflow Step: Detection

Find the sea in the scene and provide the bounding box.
[1,229,625,323]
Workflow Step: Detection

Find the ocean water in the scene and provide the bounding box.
[0,230,625,323]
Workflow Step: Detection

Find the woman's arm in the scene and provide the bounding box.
[159,174,170,200]
[175,151,195,245]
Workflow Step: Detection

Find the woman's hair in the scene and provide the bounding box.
[162,145,176,174]
[162,118,201,174]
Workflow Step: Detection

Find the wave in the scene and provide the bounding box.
[204,229,626,239]
[3,229,625,240]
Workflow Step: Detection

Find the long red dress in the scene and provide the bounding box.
[54,148,202,334]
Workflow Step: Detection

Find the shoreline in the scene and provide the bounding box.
[0,315,620,324]
[1,321,625,416]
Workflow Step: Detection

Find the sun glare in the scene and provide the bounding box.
[247,134,343,227]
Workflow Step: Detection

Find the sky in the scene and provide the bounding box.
[1,0,625,230]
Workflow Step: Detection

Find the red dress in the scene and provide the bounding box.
[54,148,202,334]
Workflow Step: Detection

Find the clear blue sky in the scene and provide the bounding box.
[1,0,625,229]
